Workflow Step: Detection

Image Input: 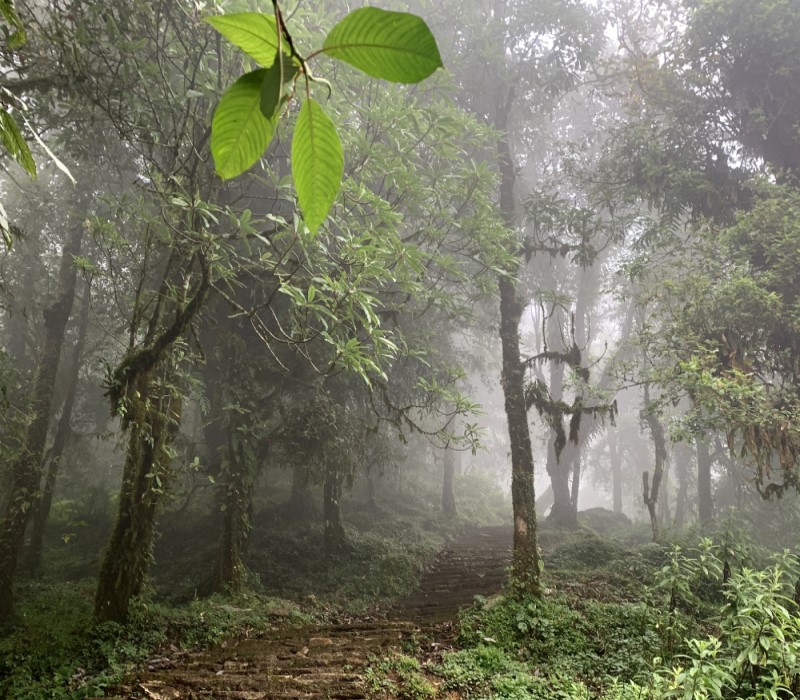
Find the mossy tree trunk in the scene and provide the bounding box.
[95,364,182,622]
[496,90,540,596]
[95,249,209,622]
[546,309,578,528]
[0,222,82,626]
[27,277,92,574]
[212,412,255,594]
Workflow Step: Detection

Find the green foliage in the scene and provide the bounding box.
[204,13,280,67]
[547,532,626,570]
[0,583,305,700]
[614,552,800,700]
[366,653,436,700]
[322,8,443,83]
[291,98,344,233]
[456,594,659,686]
[208,3,443,230]
[210,69,277,179]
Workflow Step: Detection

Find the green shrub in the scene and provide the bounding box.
[546,532,626,570]
[366,653,436,700]
[456,594,659,686]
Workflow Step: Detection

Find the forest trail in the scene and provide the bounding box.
[107,525,511,700]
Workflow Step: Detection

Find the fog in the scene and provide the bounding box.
[1,1,799,697]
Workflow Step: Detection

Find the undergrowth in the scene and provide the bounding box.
[0,584,308,700]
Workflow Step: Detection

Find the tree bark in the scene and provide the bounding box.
[496,90,540,595]
[545,352,577,528]
[323,466,345,554]
[696,437,714,527]
[96,248,209,622]
[26,277,92,574]
[570,444,582,516]
[95,365,181,622]
[673,445,689,531]
[0,222,82,625]
[442,447,457,517]
[608,424,623,514]
[211,415,255,594]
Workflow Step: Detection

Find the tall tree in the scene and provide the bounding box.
[0,217,82,624]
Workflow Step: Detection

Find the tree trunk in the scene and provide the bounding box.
[545,355,577,528]
[26,277,92,574]
[642,385,667,542]
[442,447,457,517]
[323,466,345,554]
[6,252,37,373]
[211,417,255,594]
[658,459,671,524]
[547,438,575,527]
[0,222,82,625]
[496,92,540,595]
[608,424,623,514]
[570,444,582,516]
[673,443,689,530]
[95,365,181,622]
[696,437,713,527]
[96,247,209,622]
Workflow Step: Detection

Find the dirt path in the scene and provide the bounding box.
[105,526,511,700]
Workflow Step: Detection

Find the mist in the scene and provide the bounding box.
[1,1,799,698]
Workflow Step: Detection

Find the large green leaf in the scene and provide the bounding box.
[205,13,280,67]
[0,108,35,177]
[292,99,343,233]
[322,7,443,83]
[211,69,276,180]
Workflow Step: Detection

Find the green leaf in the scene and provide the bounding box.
[211,69,276,180]
[205,13,280,67]
[292,98,343,233]
[0,108,35,177]
[0,0,27,49]
[260,52,298,120]
[322,7,443,83]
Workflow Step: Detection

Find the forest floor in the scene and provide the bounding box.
[97,525,514,699]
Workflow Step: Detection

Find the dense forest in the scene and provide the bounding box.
[1,0,800,698]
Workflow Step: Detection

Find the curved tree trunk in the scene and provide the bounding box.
[0,222,82,625]
[642,384,667,542]
[96,247,209,622]
[95,365,182,622]
[26,277,92,574]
